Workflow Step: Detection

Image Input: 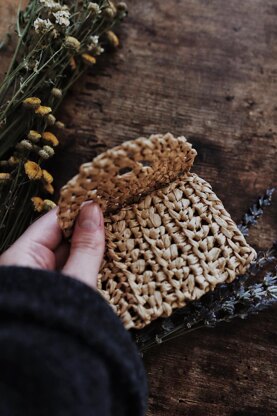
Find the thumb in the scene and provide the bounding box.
[62,202,105,288]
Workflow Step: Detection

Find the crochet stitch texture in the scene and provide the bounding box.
[58,133,256,329]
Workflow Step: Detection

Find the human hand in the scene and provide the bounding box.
[0,203,105,289]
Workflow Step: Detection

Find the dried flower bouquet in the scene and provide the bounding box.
[0,0,127,252]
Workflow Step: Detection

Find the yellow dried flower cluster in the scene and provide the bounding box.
[82,54,97,65]
[42,132,59,147]
[35,106,52,117]
[24,161,42,180]
[42,169,54,195]
[44,183,54,194]
[0,120,58,212]
[42,169,54,184]
[24,160,55,205]
[31,197,56,213]
[106,31,120,48]
[0,173,11,183]
[22,98,64,129]
[28,130,41,143]
[31,197,44,212]
[23,97,52,117]
[23,97,41,109]
[22,130,58,198]
[13,116,61,208]
[14,128,59,161]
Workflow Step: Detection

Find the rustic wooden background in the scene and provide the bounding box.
[1,1,276,415]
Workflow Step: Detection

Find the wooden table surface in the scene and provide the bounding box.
[1,1,276,415]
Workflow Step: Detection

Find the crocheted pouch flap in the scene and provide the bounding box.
[58,133,256,329]
[58,133,197,237]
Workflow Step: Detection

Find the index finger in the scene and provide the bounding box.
[15,207,63,251]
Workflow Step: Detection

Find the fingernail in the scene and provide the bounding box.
[78,203,102,231]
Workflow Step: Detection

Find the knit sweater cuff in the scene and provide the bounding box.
[0,266,147,410]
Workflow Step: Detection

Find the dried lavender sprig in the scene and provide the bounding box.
[238,188,275,236]
[137,271,277,353]
[136,246,277,353]
[238,242,277,285]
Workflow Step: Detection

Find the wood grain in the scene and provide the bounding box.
[0,1,276,415]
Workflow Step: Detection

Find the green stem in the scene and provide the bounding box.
[0,47,63,123]
[0,182,34,252]
[0,113,26,157]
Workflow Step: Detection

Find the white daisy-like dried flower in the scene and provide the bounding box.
[88,3,101,15]
[16,140,33,151]
[46,114,56,125]
[117,2,128,12]
[39,0,60,9]
[52,10,71,27]
[55,121,65,129]
[38,149,50,160]
[32,60,40,72]
[23,59,39,72]
[87,35,99,50]
[40,0,69,12]
[64,36,81,51]
[117,2,128,18]
[90,35,99,45]
[34,18,54,34]
[51,87,62,98]
[95,46,105,55]
[42,145,55,157]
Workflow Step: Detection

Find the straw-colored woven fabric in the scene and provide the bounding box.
[58,133,256,329]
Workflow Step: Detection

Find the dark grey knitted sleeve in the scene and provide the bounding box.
[0,266,147,416]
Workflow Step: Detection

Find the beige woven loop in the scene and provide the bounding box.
[58,133,197,237]
[58,133,256,329]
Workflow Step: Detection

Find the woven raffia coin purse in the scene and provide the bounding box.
[58,133,256,329]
